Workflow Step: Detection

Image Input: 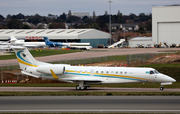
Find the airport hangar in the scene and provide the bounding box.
[0,29,110,48]
[129,5,180,47]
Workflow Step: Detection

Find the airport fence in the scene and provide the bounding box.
[0,53,172,71]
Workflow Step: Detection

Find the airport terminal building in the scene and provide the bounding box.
[0,29,110,48]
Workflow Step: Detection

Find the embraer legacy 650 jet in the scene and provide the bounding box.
[12,46,176,90]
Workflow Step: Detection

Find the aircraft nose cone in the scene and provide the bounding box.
[171,78,176,82]
[168,76,176,82]
[164,75,176,82]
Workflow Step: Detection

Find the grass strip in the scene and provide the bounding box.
[0,91,180,96]
[0,49,83,60]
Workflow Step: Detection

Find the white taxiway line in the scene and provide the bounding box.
[0,110,180,112]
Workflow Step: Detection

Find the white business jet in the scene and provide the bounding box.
[12,46,176,90]
[10,35,46,48]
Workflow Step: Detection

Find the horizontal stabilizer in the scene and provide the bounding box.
[21,71,40,78]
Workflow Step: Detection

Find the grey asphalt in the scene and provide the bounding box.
[0,87,180,92]
[1,48,180,65]
[0,96,180,113]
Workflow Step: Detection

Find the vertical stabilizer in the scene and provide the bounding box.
[12,46,44,69]
[43,37,50,44]
[10,35,17,43]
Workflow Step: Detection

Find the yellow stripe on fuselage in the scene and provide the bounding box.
[94,73,150,81]
[65,70,151,81]
[17,58,38,67]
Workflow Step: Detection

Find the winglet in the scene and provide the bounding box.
[50,69,59,79]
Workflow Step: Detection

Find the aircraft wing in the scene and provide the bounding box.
[50,69,101,82]
[23,44,45,47]
[69,46,92,50]
[49,69,102,83]
[64,77,102,82]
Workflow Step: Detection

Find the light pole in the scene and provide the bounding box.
[108,0,112,45]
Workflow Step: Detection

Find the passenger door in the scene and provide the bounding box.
[90,69,94,76]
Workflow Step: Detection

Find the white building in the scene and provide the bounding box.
[152,5,180,46]
[129,37,153,48]
[129,5,180,48]
[0,29,110,48]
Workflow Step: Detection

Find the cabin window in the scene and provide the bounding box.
[150,71,155,74]
[116,71,118,74]
[96,71,98,73]
[101,71,103,74]
[125,72,127,74]
[120,71,123,74]
[106,71,109,74]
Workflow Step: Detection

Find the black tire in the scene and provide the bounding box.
[76,85,80,90]
[84,86,87,90]
[160,87,164,91]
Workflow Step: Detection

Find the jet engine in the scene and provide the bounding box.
[36,65,65,75]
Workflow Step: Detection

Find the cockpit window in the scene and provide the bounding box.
[150,71,155,74]
[154,70,159,74]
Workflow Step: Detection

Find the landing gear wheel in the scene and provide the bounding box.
[160,87,164,91]
[76,85,87,90]
[76,85,81,90]
[84,86,87,90]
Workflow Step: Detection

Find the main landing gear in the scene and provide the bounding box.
[160,86,164,91]
[76,85,88,90]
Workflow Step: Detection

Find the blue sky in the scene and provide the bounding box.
[0,0,180,17]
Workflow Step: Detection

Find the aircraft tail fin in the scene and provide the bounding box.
[12,46,46,69]
[43,36,50,44]
[10,35,17,42]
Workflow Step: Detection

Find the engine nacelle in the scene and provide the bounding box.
[36,65,65,75]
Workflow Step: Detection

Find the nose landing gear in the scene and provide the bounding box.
[160,86,164,91]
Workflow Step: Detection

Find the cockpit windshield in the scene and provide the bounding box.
[154,70,159,74]
[150,70,155,74]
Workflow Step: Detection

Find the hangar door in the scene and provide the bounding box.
[158,22,180,45]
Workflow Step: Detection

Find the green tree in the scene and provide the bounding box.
[49,22,65,29]
[22,24,30,29]
[16,13,25,19]
[67,16,80,23]
[60,12,66,20]
[84,18,92,23]
[68,10,72,17]
[28,14,42,25]
[90,23,99,29]
[146,19,152,31]
[0,14,5,20]
[8,19,23,29]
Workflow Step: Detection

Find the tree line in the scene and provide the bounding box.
[0,10,152,32]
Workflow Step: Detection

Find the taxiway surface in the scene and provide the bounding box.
[0,96,179,113]
[0,87,180,92]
